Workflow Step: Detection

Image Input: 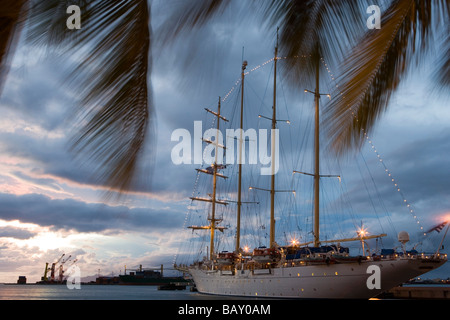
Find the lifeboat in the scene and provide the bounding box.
[332,254,367,263]
[216,251,236,265]
[252,247,280,263]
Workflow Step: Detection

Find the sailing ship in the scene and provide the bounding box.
[175,33,447,299]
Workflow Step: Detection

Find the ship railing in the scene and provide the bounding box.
[378,252,448,261]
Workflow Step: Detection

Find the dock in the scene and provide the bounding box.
[157,282,188,290]
[378,286,450,299]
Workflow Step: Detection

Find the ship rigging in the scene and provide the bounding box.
[174,31,447,299]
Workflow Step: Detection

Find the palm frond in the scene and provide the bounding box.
[323,0,447,155]
[26,0,153,196]
[263,0,371,88]
[433,2,449,90]
[435,33,450,88]
[0,0,27,96]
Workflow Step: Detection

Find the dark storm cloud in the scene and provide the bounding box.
[0,129,96,186]
[0,192,185,234]
[0,226,36,239]
[387,131,450,199]
[1,52,73,132]
[382,130,450,219]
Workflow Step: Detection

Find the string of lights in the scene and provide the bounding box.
[220,54,311,104]
[319,57,427,236]
[221,57,277,103]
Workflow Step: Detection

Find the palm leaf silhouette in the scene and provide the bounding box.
[8,0,154,196]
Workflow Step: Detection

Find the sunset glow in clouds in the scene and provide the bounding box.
[1,2,449,283]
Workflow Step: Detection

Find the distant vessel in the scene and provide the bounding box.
[175,31,448,299]
[118,265,189,286]
[17,276,27,284]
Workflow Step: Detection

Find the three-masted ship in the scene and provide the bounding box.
[175,34,447,299]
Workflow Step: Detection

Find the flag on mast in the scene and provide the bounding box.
[426,221,448,234]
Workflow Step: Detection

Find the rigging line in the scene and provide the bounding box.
[293,107,313,173]
[320,171,349,240]
[174,142,207,264]
[278,66,295,170]
[330,157,355,233]
[360,150,397,236]
[355,153,386,234]
[291,117,314,239]
[254,62,273,118]
[336,164,358,234]
[322,179,344,238]
[223,83,241,159]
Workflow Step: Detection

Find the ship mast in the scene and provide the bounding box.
[189,98,228,260]
[269,30,278,248]
[313,55,321,248]
[294,52,337,247]
[250,29,292,248]
[209,98,221,258]
[296,55,387,248]
[236,60,247,252]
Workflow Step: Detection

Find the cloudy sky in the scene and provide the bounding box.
[0,1,449,283]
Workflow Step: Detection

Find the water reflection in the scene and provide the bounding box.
[0,284,197,300]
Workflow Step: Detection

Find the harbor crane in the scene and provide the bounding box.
[58,255,71,283]
[47,253,64,282]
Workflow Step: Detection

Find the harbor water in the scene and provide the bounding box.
[1,283,449,300]
[0,284,247,300]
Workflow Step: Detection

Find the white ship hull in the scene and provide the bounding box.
[189,256,446,299]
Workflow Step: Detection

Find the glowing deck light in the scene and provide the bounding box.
[357,226,368,238]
